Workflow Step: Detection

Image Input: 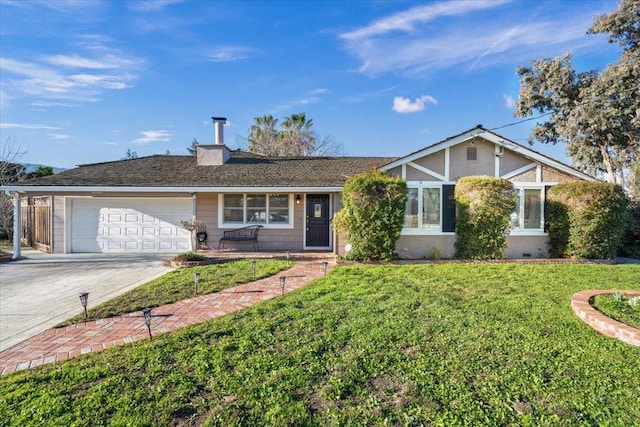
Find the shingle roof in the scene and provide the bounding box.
[18,151,397,188]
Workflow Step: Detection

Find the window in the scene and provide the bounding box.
[422,188,441,228]
[510,187,543,231]
[467,146,477,160]
[220,194,292,227]
[404,187,442,230]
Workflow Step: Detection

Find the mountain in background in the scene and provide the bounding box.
[23,163,67,174]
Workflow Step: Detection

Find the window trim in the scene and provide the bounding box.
[402,184,449,235]
[218,193,294,229]
[509,184,546,236]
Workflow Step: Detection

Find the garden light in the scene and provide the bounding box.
[142,308,152,339]
[251,259,257,278]
[280,276,286,295]
[79,292,89,320]
[322,261,328,275]
[194,271,200,295]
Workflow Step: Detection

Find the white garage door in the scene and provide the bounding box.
[71,198,192,253]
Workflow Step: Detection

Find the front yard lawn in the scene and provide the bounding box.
[58,258,293,326]
[2,264,639,425]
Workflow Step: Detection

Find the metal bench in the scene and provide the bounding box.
[218,225,263,251]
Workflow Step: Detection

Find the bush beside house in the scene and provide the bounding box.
[546,182,628,259]
[454,177,517,260]
[333,171,407,261]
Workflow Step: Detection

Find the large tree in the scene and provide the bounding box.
[0,138,25,240]
[247,113,343,156]
[515,0,639,184]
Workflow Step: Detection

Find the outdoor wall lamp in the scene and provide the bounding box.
[280,276,286,295]
[251,259,257,278]
[322,261,328,275]
[194,272,200,295]
[79,292,89,320]
[142,307,152,339]
[295,194,301,204]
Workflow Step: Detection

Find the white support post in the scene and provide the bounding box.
[11,192,21,260]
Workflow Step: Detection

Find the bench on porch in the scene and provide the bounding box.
[218,225,263,251]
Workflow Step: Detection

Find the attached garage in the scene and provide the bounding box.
[69,198,192,253]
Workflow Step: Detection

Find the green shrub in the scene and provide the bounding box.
[333,171,407,261]
[546,182,628,259]
[454,177,517,259]
[618,201,640,258]
[171,251,207,262]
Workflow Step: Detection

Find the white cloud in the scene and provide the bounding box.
[128,0,184,12]
[0,122,60,130]
[341,0,510,42]
[205,46,255,62]
[134,130,172,145]
[48,134,71,140]
[0,39,143,108]
[392,95,437,113]
[339,2,604,77]
[503,94,516,109]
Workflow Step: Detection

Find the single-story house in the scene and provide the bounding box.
[3,118,595,259]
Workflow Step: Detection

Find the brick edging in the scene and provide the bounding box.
[571,290,640,347]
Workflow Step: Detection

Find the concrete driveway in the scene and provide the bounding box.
[0,249,174,351]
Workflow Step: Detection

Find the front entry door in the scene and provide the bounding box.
[306,194,330,247]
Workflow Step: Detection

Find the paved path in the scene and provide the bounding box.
[0,258,333,375]
[0,249,173,351]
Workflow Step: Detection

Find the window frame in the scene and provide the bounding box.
[402,184,448,235]
[218,193,294,229]
[510,184,546,235]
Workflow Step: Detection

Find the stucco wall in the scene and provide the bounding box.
[505,235,549,258]
[449,137,496,179]
[395,235,456,259]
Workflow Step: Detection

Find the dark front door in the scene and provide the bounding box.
[306,194,330,247]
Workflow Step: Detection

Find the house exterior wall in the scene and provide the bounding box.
[196,192,339,251]
[449,137,495,179]
[52,196,65,254]
[542,166,577,183]
[413,149,445,176]
[500,149,532,176]
[396,235,456,259]
[378,136,589,260]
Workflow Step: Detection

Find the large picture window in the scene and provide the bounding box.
[220,194,293,228]
[510,187,543,231]
[404,186,442,231]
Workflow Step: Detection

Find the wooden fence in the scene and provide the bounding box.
[20,197,52,253]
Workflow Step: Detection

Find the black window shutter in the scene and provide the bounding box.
[543,185,552,232]
[442,184,456,232]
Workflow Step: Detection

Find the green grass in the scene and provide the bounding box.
[57,258,293,326]
[592,293,640,330]
[2,264,640,426]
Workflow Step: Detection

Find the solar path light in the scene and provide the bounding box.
[251,259,257,278]
[280,276,286,295]
[322,261,328,275]
[79,292,89,320]
[142,308,152,339]
[194,271,201,295]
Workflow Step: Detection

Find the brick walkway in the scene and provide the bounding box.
[0,257,334,375]
[571,289,640,347]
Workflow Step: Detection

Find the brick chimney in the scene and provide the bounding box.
[196,116,230,165]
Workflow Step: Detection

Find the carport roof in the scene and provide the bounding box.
[13,151,397,188]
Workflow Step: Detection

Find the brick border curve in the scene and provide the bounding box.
[571,290,640,347]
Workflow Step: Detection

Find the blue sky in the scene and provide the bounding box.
[0,0,621,169]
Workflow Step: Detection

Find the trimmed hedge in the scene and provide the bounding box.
[454,177,517,259]
[546,182,628,259]
[333,171,407,261]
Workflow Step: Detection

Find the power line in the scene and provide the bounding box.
[488,113,553,131]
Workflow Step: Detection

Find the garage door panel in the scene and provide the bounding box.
[71,198,192,253]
